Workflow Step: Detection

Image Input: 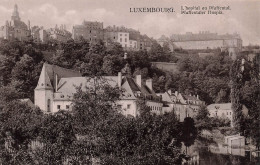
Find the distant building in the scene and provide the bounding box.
[104,25,152,51]
[158,31,243,60]
[47,25,72,42]
[224,134,245,147]
[207,103,248,127]
[72,21,104,42]
[0,4,31,41]
[31,26,48,43]
[34,63,163,117]
[157,90,205,122]
[157,35,174,52]
[171,31,242,59]
[139,34,153,51]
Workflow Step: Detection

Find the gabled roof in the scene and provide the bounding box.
[56,76,118,100]
[157,93,172,103]
[35,63,82,90]
[182,94,200,101]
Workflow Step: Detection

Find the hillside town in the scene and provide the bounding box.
[0,4,260,165]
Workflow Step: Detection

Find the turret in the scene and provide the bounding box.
[11,4,20,21]
[34,63,54,113]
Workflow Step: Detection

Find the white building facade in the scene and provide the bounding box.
[34,63,163,117]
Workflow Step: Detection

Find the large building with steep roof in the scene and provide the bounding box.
[0,4,31,41]
[34,63,163,116]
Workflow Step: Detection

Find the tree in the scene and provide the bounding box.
[180,117,197,147]
[11,54,42,99]
[230,58,245,133]
[195,106,212,131]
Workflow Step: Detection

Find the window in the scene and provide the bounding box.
[66,105,69,109]
[117,105,122,109]
[125,34,127,36]
[114,36,116,39]
[120,34,122,36]
[125,38,127,42]
[120,38,122,42]
[127,104,131,109]
[47,99,51,112]
[227,112,228,115]
[90,30,92,33]
[57,105,61,109]
[125,44,127,48]
[230,112,231,115]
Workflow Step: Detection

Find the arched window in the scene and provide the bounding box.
[47,99,51,112]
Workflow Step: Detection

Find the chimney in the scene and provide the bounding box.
[175,91,178,96]
[136,75,142,87]
[146,79,153,91]
[167,89,172,95]
[118,72,122,89]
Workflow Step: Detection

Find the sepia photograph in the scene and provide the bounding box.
[0,0,259,164]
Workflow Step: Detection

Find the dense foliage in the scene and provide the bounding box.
[0,76,188,164]
[0,38,259,163]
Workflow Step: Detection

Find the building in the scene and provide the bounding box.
[104,25,153,51]
[157,90,205,121]
[34,63,163,117]
[47,25,72,42]
[224,134,245,147]
[157,35,174,52]
[207,103,248,127]
[0,4,31,41]
[139,34,153,51]
[168,31,243,59]
[129,39,138,50]
[72,21,104,42]
[104,25,137,51]
[31,26,48,43]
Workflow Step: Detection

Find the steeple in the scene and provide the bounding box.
[35,63,53,90]
[11,4,20,21]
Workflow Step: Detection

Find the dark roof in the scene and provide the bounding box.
[126,77,140,92]
[44,63,81,87]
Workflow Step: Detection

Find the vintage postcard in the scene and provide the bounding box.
[0,0,259,164]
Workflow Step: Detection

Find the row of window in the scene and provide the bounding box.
[148,106,162,111]
[57,105,70,110]
[212,111,232,116]
[119,38,128,42]
[119,34,128,36]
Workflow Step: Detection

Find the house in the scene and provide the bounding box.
[34,63,163,117]
[157,90,205,121]
[224,134,245,147]
[207,103,248,127]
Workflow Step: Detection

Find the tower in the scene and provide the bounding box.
[34,63,54,113]
[11,4,20,21]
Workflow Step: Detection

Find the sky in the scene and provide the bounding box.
[0,0,259,45]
